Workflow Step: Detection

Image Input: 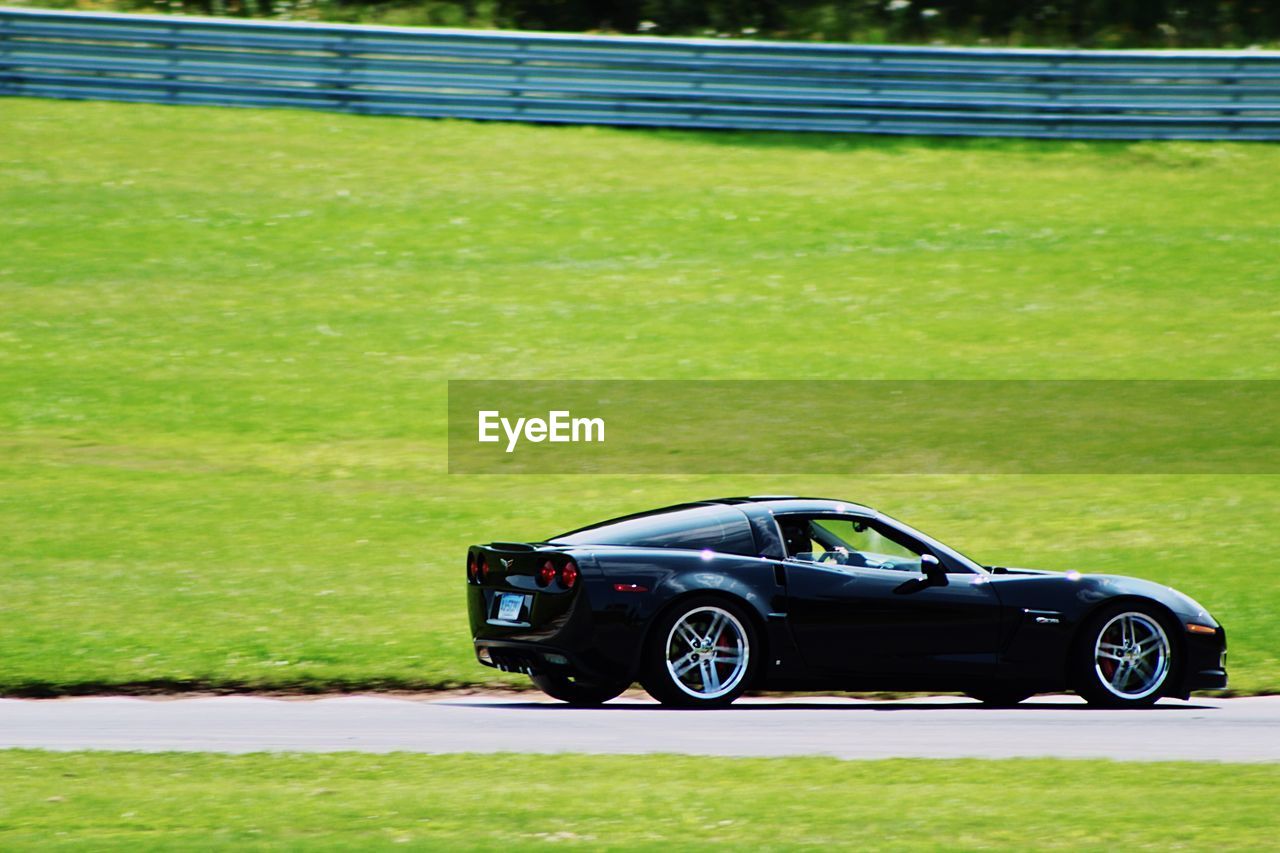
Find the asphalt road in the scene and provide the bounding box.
[3,693,1278,761]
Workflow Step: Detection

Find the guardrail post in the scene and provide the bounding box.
[333,33,355,114]
[164,21,181,103]
[512,40,527,114]
[0,15,13,97]
[685,44,704,123]
[1229,58,1244,115]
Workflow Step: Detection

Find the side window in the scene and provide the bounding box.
[780,516,929,572]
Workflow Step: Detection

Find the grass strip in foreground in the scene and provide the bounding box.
[1,751,1277,849]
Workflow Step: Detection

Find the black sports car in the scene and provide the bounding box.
[467,497,1227,708]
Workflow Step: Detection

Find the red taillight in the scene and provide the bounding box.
[467,557,477,583]
[537,559,557,587]
[478,555,489,583]
[560,559,579,589]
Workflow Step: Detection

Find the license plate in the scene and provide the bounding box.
[496,593,524,622]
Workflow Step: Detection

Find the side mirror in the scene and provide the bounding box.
[921,554,948,586]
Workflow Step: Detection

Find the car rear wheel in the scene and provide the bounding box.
[641,597,757,708]
[1073,604,1177,707]
[529,673,630,706]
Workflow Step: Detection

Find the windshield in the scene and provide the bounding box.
[876,512,985,573]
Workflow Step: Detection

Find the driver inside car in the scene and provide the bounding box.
[779,519,869,567]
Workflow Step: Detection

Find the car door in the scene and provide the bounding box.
[778,516,1002,678]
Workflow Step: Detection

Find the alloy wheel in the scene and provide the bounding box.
[1093,611,1171,700]
[664,606,750,700]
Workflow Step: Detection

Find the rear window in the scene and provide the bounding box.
[550,505,758,556]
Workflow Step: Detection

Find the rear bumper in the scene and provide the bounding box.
[470,574,648,682]
[474,638,616,682]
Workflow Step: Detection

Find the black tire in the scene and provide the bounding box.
[1072,602,1180,708]
[529,673,630,707]
[640,596,759,708]
[966,689,1034,706]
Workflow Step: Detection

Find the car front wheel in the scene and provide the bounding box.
[641,597,757,708]
[1073,605,1177,707]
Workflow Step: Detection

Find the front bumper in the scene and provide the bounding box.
[1181,624,1228,694]
[1187,666,1228,691]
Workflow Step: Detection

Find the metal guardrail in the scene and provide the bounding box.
[3,7,1280,139]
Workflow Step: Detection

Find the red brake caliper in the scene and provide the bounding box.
[1099,628,1117,680]
[713,625,731,677]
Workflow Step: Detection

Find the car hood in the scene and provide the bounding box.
[989,566,1062,576]
[991,566,1218,627]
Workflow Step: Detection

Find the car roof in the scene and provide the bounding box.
[701,496,877,516]
[558,497,877,537]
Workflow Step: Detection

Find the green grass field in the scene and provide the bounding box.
[2,751,1278,848]
[2,98,1278,695]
